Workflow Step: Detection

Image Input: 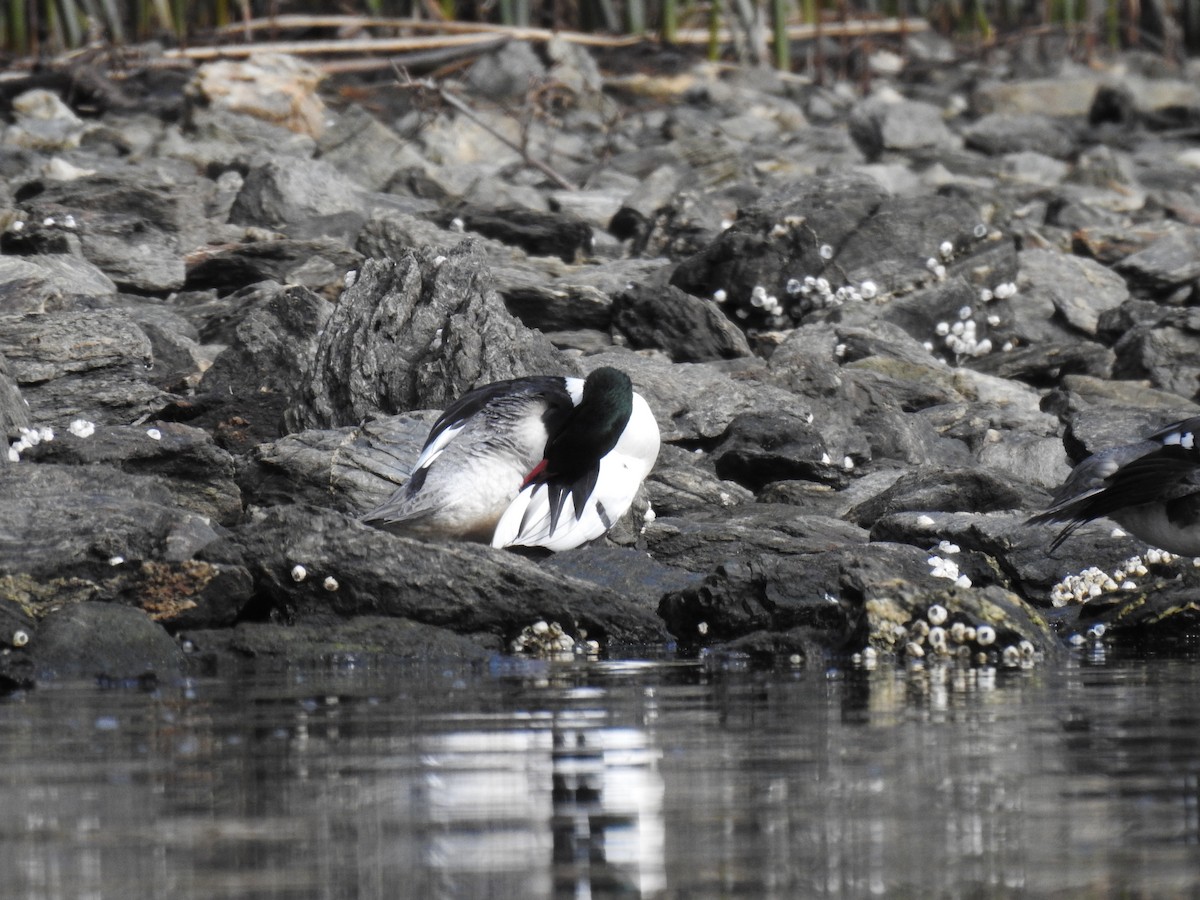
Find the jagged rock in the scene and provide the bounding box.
[1016,248,1130,336]
[289,248,573,430]
[0,352,29,443]
[186,282,332,451]
[229,156,367,240]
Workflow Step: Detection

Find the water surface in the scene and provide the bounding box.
[2,651,1198,899]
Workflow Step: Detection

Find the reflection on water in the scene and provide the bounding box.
[1,652,1199,899]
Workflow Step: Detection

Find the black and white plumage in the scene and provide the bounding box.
[362,367,661,552]
[1029,416,1200,555]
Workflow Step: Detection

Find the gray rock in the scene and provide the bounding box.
[210,505,668,647]
[184,236,363,298]
[962,113,1077,159]
[0,351,30,443]
[1016,248,1129,335]
[612,283,752,362]
[0,309,170,425]
[29,602,185,684]
[229,156,367,240]
[0,463,251,628]
[289,248,573,430]
[192,282,332,451]
[22,421,242,525]
[317,104,427,192]
[848,95,959,160]
[0,253,117,313]
[1113,225,1200,295]
[16,173,206,291]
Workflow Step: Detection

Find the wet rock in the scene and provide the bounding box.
[208,505,668,647]
[0,352,30,442]
[182,617,495,667]
[846,467,1044,528]
[644,508,869,573]
[289,248,572,430]
[713,411,839,491]
[28,602,185,684]
[0,463,251,628]
[238,413,438,514]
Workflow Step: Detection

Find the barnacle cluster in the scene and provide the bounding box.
[884,603,1037,668]
[510,620,599,658]
[927,540,972,589]
[7,425,54,462]
[1050,550,1177,607]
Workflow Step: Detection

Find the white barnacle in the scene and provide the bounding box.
[146,428,162,441]
[323,575,339,591]
[975,625,996,646]
[6,446,18,463]
[291,565,307,582]
[859,280,877,299]
[532,620,550,635]
[993,282,1017,299]
[916,514,935,527]
[820,452,832,465]
[928,626,948,651]
[935,321,950,336]
[713,289,727,303]
[697,621,709,636]
[1088,623,1107,640]
[973,339,994,357]
[955,574,973,589]
[786,278,802,295]
[939,240,955,259]
[927,604,948,626]
[936,541,960,556]
[819,243,834,260]
[433,255,447,267]
[842,456,854,470]
[12,630,29,648]
[973,223,988,239]
[109,556,124,566]
[1018,639,1036,659]
[905,641,926,659]
[344,269,357,288]
[958,305,972,321]
[979,288,994,302]
[1002,645,1021,667]
[925,257,939,271]
[69,419,95,438]
[43,216,56,227]
[449,217,465,232]
[949,621,967,644]
[933,264,947,280]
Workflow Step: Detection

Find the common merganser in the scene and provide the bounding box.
[1029,416,1200,556]
[363,367,661,551]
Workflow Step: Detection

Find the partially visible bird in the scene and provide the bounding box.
[362,367,661,552]
[1029,416,1200,556]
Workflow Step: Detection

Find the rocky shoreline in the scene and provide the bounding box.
[2,36,1199,687]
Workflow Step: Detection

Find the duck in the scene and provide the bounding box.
[1028,416,1200,556]
[362,366,661,551]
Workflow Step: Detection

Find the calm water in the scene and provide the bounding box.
[2,650,1199,900]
